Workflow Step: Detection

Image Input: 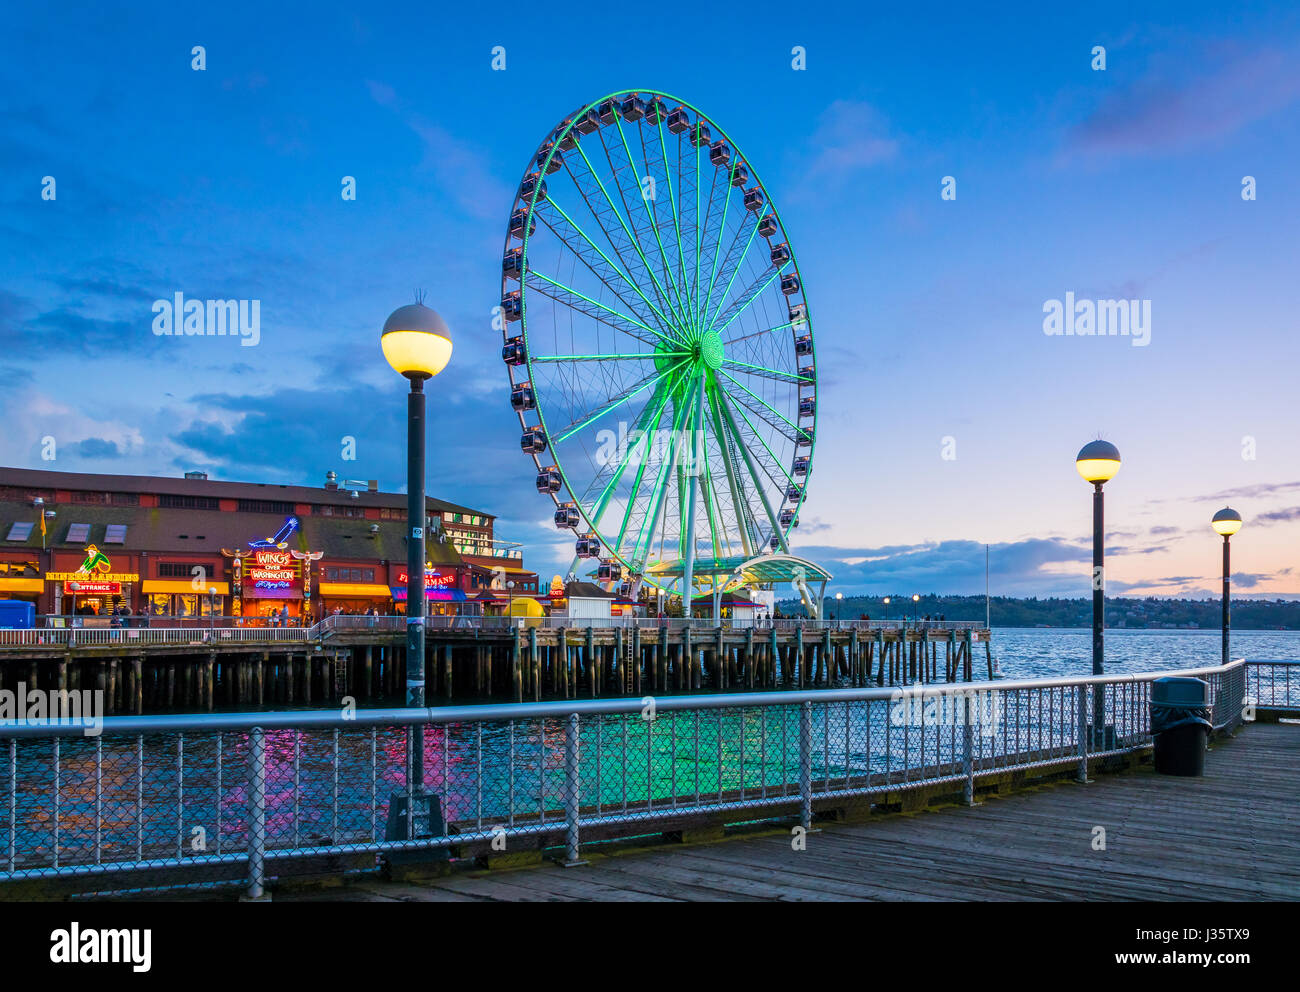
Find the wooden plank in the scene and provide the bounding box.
[292,724,1300,902]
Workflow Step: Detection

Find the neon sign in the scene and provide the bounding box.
[248,516,299,550]
[396,570,456,589]
[77,544,112,574]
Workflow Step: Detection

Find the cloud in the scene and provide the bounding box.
[1199,480,1300,501]
[794,100,898,189]
[365,79,510,221]
[75,438,122,458]
[794,537,1090,597]
[1067,45,1300,157]
[1255,506,1300,525]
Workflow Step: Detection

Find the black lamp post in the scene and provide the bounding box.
[382,303,453,801]
[1211,507,1243,665]
[835,591,843,625]
[1076,440,1121,747]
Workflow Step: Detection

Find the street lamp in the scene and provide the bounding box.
[1211,507,1243,666]
[507,579,516,623]
[883,596,890,623]
[835,591,843,625]
[1076,439,1121,746]
[208,586,217,630]
[381,302,453,811]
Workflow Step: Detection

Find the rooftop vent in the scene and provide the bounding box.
[184,471,208,480]
[325,470,339,491]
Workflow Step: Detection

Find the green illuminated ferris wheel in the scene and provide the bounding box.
[501,89,817,597]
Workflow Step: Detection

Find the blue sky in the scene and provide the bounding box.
[2,1,1299,598]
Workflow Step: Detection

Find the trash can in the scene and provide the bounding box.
[1150,677,1211,776]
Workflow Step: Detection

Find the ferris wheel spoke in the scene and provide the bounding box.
[717,368,801,439]
[608,117,694,333]
[706,382,755,558]
[534,199,678,334]
[716,388,789,553]
[702,210,766,329]
[700,162,736,332]
[567,142,691,344]
[629,378,695,568]
[723,358,809,385]
[524,269,667,347]
[724,320,793,347]
[594,128,693,334]
[605,379,678,557]
[698,431,732,560]
[711,263,790,336]
[695,160,732,332]
[651,120,692,332]
[532,352,688,362]
[629,118,695,332]
[577,376,673,521]
[726,395,798,492]
[551,357,690,446]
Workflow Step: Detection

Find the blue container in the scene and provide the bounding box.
[0,600,36,629]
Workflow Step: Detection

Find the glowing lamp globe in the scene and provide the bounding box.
[381,304,453,379]
[1075,440,1121,484]
[1211,507,1243,537]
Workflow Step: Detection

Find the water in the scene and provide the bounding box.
[989,628,1300,680]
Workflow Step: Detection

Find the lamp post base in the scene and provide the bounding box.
[1087,724,1117,751]
[382,789,449,867]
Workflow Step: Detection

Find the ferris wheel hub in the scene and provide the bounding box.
[697,329,724,370]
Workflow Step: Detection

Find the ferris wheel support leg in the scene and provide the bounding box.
[680,375,705,618]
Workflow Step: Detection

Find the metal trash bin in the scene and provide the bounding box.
[1150,677,1211,776]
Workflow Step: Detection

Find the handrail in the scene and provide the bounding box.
[0,659,1249,737]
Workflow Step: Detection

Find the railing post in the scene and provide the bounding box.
[798,701,812,831]
[1076,684,1089,783]
[245,726,267,900]
[962,691,975,805]
[563,712,584,866]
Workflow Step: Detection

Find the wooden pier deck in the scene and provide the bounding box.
[288,723,1300,902]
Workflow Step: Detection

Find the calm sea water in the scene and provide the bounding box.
[989,627,1300,680]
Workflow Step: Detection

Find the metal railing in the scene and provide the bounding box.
[1246,660,1300,712]
[0,659,1256,897]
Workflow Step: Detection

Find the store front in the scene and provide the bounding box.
[0,568,43,611]
[238,550,305,621]
[318,582,393,615]
[389,566,469,616]
[140,579,230,617]
[47,565,141,617]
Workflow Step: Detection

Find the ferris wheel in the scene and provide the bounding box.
[500,89,816,596]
